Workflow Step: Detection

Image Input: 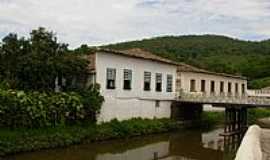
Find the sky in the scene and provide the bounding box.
[1,0,270,48]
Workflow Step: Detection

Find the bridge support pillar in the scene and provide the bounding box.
[171,102,203,121]
[222,107,247,136]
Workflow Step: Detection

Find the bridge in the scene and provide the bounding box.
[175,89,270,136]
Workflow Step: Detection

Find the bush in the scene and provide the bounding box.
[95,118,179,140]
[0,87,103,128]
[187,112,224,129]
[248,108,270,124]
[71,84,104,122]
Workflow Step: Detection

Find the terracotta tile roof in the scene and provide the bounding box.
[96,48,246,80]
[98,48,179,65]
[177,63,247,80]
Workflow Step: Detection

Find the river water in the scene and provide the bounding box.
[6,128,241,160]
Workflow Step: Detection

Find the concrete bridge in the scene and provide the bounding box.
[175,89,270,136]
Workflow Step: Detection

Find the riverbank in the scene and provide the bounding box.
[0,118,181,156]
[1,109,269,157]
[7,127,226,160]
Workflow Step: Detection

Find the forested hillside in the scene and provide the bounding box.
[102,35,270,88]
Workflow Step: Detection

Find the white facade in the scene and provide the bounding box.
[89,49,249,122]
[95,51,177,122]
[178,72,247,97]
[247,88,270,98]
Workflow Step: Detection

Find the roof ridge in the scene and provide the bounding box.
[97,48,246,79]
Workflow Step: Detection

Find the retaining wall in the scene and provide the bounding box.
[235,125,262,160]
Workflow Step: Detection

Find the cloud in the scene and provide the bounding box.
[136,0,162,8]
[0,0,270,48]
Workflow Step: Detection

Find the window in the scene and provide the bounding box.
[210,81,215,93]
[156,73,162,92]
[155,100,160,107]
[123,69,132,90]
[201,80,206,92]
[220,81,224,93]
[167,75,173,92]
[242,84,245,94]
[144,72,151,91]
[106,68,116,89]
[190,79,196,92]
[228,82,232,94]
[235,83,239,94]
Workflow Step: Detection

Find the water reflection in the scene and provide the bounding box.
[7,128,242,160]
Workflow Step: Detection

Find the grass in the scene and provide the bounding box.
[248,108,270,124]
[0,118,180,156]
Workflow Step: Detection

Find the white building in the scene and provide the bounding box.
[86,48,248,122]
[176,63,247,98]
[176,64,248,111]
[247,87,270,98]
[88,48,178,122]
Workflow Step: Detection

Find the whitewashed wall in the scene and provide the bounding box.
[178,72,247,97]
[95,52,177,122]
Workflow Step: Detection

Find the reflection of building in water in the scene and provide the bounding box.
[223,133,242,159]
[96,129,225,160]
[160,157,197,160]
[96,142,169,160]
[9,129,234,160]
[202,128,224,151]
[169,131,223,160]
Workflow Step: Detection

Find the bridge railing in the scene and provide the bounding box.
[177,90,270,106]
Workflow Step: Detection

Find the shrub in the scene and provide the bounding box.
[72,84,104,122]
[248,108,270,124]
[187,112,224,129]
[0,87,103,128]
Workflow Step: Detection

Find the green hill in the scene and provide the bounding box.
[101,35,270,88]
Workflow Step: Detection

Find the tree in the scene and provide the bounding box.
[0,33,30,87]
[0,27,89,91]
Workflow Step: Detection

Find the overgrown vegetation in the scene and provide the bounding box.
[248,108,270,124]
[199,110,270,129]
[0,86,104,128]
[0,27,89,91]
[201,112,224,129]
[0,27,104,125]
[102,35,270,88]
[187,112,224,130]
[0,118,180,156]
[249,77,270,89]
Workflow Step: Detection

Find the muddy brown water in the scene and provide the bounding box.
[6,128,241,160]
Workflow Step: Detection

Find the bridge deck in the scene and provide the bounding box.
[176,92,270,108]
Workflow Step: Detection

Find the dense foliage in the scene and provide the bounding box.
[0,118,180,156]
[249,77,270,89]
[0,27,89,91]
[248,108,270,124]
[0,86,104,128]
[0,27,104,126]
[103,35,270,88]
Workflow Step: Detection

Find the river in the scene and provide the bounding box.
[6,127,241,160]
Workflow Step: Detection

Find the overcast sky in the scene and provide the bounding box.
[1,0,270,48]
